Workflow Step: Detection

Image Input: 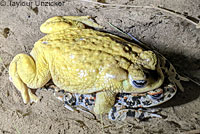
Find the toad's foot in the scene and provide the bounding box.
[9,54,50,103]
[94,91,116,114]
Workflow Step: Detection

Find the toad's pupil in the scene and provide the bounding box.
[132,80,147,88]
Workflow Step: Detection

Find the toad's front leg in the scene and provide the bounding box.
[94,91,116,114]
[9,53,51,103]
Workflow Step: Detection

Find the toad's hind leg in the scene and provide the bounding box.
[94,91,116,115]
[9,54,51,103]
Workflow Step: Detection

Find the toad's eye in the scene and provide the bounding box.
[149,93,163,100]
[132,80,147,88]
[147,88,163,100]
[129,75,147,88]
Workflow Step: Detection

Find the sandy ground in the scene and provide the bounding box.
[0,0,200,134]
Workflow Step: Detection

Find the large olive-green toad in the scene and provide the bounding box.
[9,16,166,114]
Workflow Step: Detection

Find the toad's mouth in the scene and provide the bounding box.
[132,80,147,88]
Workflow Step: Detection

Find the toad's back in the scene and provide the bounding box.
[30,28,143,93]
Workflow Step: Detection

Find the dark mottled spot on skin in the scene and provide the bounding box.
[127,110,135,117]
[136,100,141,105]
[65,97,76,106]
[89,98,95,102]
[167,94,172,98]
[124,98,127,102]
[85,99,90,105]
[79,95,84,102]
[165,61,170,70]
[91,94,96,97]
[68,98,73,104]
[143,101,151,106]
[126,101,135,106]
[112,107,117,113]
[64,101,68,105]
[161,68,166,75]
[159,97,165,102]
[110,107,117,120]
[132,96,141,102]
[111,114,115,120]
[86,98,94,106]
[58,90,65,93]
[166,87,175,93]
[119,93,130,97]
[139,112,145,120]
